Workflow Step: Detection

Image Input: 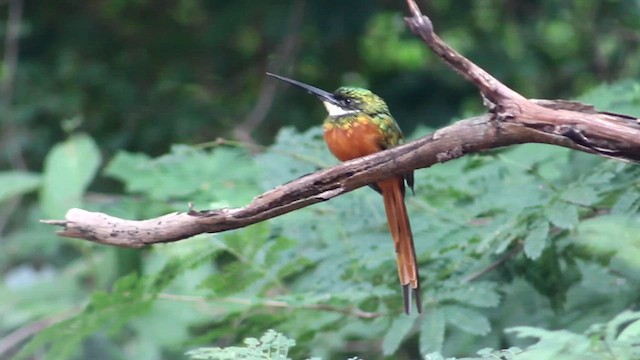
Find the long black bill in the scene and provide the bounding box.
[266,72,339,105]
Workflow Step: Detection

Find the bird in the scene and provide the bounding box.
[267,73,421,314]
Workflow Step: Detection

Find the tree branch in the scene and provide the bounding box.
[42,0,640,247]
[158,293,382,319]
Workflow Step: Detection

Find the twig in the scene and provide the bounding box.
[42,1,640,247]
[158,293,381,319]
[463,244,523,283]
[0,307,80,357]
[404,0,525,104]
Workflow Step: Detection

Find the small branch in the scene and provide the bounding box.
[404,0,525,104]
[158,293,381,319]
[463,244,523,283]
[0,308,80,357]
[42,1,640,247]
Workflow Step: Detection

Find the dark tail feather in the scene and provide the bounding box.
[402,285,423,314]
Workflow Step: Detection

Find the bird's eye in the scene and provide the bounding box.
[344,98,352,105]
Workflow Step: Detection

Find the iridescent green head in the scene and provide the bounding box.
[326,87,390,117]
[266,73,390,117]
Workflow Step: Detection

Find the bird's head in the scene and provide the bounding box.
[267,73,389,117]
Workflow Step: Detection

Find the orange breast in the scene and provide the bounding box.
[323,120,386,162]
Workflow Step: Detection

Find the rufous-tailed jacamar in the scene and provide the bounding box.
[267,73,421,314]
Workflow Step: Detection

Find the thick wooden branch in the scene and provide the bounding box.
[403,0,640,162]
[42,1,640,247]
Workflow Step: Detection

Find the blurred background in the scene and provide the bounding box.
[2,0,640,359]
[3,0,639,169]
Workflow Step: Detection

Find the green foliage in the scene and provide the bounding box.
[420,306,446,356]
[2,0,640,355]
[14,274,154,360]
[186,330,298,360]
[40,134,101,218]
[186,311,640,360]
[443,305,490,336]
[3,0,639,170]
[11,235,222,360]
[0,171,40,204]
[506,310,640,360]
[382,315,418,355]
[523,220,549,259]
[4,79,640,359]
[105,144,257,207]
[361,12,432,71]
[576,216,640,281]
[579,80,640,116]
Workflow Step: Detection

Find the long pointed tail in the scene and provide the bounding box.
[378,177,421,314]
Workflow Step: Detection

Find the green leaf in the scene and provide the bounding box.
[40,134,101,218]
[544,201,579,229]
[611,188,640,215]
[382,315,417,355]
[618,319,640,341]
[576,216,640,278]
[438,281,501,308]
[579,80,640,116]
[105,145,258,206]
[524,220,549,260]
[255,127,331,191]
[186,330,296,360]
[560,186,598,206]
[477,347,523,359]
[420,307,445,356]
[0,171,41,203]
[507,327,592,359]
[605,310,640,342]
[443,305,491,335]
[14,272,153,360]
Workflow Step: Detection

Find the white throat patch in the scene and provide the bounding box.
[323,101,356,117]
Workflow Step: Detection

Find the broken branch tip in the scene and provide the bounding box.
[40,219,67,227]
